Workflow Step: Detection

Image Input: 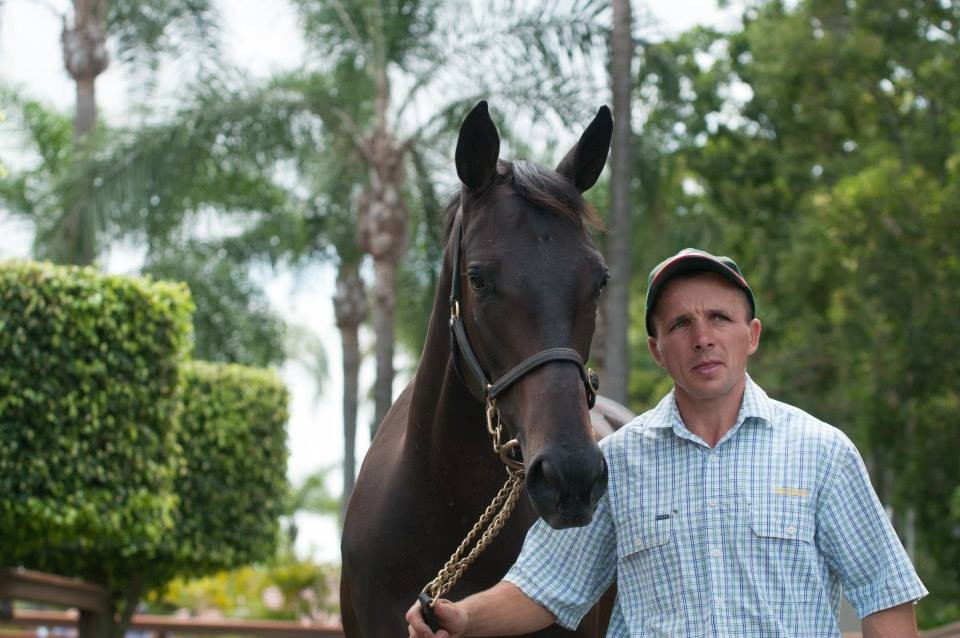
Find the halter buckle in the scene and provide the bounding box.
[449,301,460,327]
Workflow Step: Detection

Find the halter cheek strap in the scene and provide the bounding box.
[447,211,599,410]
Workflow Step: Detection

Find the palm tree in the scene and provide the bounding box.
[35,0,219,265]
[290,0,611,439]
[26,0,613,515]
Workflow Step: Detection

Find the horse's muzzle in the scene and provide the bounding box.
[525,448,608,529]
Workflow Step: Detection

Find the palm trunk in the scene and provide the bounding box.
[340,323,360,522]
[602,0,635,404]
[74,75,97,138]
[357,118,408,438]
[334,268,366,522]
[55,0,109,266]
[370,258,397,437]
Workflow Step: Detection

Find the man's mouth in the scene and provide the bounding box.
[693,360,723,374]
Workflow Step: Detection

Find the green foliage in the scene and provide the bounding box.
[144,245,287,367]
[0,260,293,634]
[158,361,290,580]
[630,0,960,624]
[0,259,193,574]
[149,555,339,622]
[106,0,219,74]
[0,89,79,249]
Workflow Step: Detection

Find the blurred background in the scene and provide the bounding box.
[1,0,958,632]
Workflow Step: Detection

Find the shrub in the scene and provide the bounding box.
[0,260,193,574]
[161,361,289,578]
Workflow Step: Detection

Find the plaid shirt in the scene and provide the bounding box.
[505,376,927,637]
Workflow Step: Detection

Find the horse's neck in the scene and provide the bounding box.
[406,263,494,474]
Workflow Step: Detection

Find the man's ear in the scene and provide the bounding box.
[747,318,762,355]
[647,336,665,368]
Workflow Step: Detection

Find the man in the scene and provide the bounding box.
[407,248,927,637]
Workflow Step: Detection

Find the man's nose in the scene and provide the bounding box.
[692,322,714,349]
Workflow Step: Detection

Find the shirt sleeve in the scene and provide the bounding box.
[504,491,617,630]
[815,433,928,618]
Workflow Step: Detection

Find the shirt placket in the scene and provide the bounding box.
[704,446,728,635]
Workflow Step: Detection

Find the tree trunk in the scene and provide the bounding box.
[74,75,97,139]
[357,122,408,438]
[54,0,109,266]
[334,268,366,522]
[370,257,398,438]
[602,0,635,405]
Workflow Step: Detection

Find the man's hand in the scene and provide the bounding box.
[407,598,468,638]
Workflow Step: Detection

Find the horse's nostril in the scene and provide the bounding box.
[526,450,609,529]
[537,458,561,491]
[527,457,561,511]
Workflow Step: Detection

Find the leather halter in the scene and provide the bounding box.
[447,209,599,416]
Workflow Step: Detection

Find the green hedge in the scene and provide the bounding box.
[164,361,289,577]
[0,260,193,570]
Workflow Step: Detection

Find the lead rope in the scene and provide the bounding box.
[422,465,525,602]
[418,400,525,630]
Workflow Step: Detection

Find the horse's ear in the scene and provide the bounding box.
[556,106,613,192]
[456,101,500,192]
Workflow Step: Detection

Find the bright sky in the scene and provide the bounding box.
[0,0,741,564]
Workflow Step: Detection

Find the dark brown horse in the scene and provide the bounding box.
[340,102,625,637]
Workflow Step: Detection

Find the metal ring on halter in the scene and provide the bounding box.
[485,401,499,437]
[496,439,524,470]
[449,301,460,326]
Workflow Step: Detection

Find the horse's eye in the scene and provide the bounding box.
[467,270,487,292]
[596,270,610,297]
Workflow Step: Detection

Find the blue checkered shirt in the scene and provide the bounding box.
[505,376,927,636]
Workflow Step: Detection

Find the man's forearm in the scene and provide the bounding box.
[861,602,919,638]
[460,581,556,636]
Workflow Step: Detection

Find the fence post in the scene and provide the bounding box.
[0,568,110,637]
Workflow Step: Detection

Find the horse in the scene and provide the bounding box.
[340,101,628,637]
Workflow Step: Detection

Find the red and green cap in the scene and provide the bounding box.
[644,248,755,336]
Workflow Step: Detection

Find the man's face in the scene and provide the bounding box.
[646,272,761,405]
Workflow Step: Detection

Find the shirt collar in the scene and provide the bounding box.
[648,374,775,441]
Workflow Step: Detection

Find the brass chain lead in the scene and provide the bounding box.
[423,465,525,601]
[422,399,525,602]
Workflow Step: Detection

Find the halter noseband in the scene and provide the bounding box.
[447,210,599,466]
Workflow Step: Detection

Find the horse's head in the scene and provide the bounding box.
[449,101,612,529]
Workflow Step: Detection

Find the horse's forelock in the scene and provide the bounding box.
[442,160,604,239]
[509,160,603,231]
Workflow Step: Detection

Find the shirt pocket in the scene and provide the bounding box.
[750,499,814,542]
[748,499,821,604]
[616,509,680,612]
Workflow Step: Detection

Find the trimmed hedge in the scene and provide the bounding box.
[164,361,289,577]
[0,260,193,570]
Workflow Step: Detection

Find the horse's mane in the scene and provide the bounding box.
[442,160,604,241]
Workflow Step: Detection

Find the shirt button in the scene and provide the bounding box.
[710,548,721,558]
[707,499,718,508]
[709,454,719,462]
[786,525,797,536]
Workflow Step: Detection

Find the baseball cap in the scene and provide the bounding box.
[644,248,756,336]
